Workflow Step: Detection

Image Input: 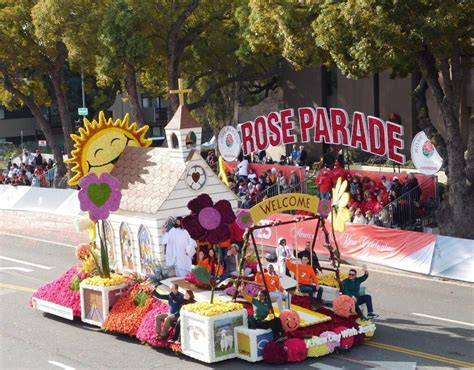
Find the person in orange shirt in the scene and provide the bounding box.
[286,255,324,310]
[197,249,223,276]
[255,264,291,311]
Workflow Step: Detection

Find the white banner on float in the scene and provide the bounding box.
[411,131,443,175]
[31,297,74,320]
[430,235,474,283]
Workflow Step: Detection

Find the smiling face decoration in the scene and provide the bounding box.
[279,309,300,332]
[65,112,151,186]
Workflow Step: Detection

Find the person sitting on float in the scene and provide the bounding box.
[170,290,196,344]
[297,241,323,274]
[255,263,291,311]
[286,255,324,310]
[240,286,287,342]
[218,245,252,282]
[153,283,184,340]
[342,265,378,320]
[197,248,223,277]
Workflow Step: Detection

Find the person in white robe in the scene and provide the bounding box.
[162,222,196,277]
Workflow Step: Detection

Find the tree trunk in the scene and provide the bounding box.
[124,64,145,127]
[418,51,474,239]
[49,41,74,156]
[412,71,448,163]
[2,75,66,187]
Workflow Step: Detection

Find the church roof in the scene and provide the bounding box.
[110,146,186,214]
[164,105,201,130]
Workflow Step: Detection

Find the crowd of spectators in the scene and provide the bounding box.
[315,162,422,227]
[0,149,56,187]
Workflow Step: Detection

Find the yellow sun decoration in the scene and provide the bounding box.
[65,111,151,186]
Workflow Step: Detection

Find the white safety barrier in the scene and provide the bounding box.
[429,235,474,283]
[0,185,82,216]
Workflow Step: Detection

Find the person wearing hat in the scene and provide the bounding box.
[276,238,293,277]
[391,176,403,197]
[315,168,333,200]
[330,161,346,183]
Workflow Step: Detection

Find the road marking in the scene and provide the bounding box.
[0,232,75,248]
[0,256,53,270]
[48,360,75,370]
[411,312,474,327]
[0,267,33,272]
[366,341,474,368]
[0,282,36,292]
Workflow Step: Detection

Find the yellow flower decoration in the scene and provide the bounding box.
[329,177,351,232]
[82,273,127,287]
[182,301,243,316]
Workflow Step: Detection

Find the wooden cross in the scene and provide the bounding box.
[169,78,192,106]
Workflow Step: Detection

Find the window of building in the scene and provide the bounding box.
[185,131,197,148]
[171,133,179,149]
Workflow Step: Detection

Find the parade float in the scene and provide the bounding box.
[30,82,376,365]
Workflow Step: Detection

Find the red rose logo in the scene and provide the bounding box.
[225,134,234,148]
[422,140,434,158]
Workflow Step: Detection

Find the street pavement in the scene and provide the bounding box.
[0,210,473,369]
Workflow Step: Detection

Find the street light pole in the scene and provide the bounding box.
[81,71,86,109]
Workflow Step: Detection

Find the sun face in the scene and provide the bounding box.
[65,111,151,186]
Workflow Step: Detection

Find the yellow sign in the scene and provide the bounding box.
[249,193,320,223]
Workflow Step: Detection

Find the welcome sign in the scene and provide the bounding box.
[237,107,406,164]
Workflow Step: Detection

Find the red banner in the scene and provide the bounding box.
[254,214,436,274]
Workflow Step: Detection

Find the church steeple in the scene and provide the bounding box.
[165,79,202,161]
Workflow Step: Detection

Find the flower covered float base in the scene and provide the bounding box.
[180,301,247,363]
[30,266,83,319]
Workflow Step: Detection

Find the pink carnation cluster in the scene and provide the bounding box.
[30,266,82,317]
[224,283,261,298]
[136,299,170,347]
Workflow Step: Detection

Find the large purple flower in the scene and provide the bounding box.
[78,173,122,221]
[182,194,236,244]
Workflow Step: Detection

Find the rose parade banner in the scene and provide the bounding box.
[254,214,436,274]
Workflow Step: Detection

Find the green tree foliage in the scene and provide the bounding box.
[245,0,474,238]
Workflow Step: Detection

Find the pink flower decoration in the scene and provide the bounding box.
[333,294,356,318]
[318,199,333,218]
[78,173,122,221]
[30,266,82,317]
[136,299,170,347]
[182,194,236,244]
[236,209,253,229]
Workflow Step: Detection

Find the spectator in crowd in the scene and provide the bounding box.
[247,168,257,182]
[349,176,362,198]
[298,145,307,167]
[269,168,278,184]
[258,150,267,163]
[286,255,324,310]
[237,155,249,179]
[22,149,31,165]
[265,155,274,164]
[297,241,322,273]
[323,146,336,169]
[255,263,291,311]
[342,265,378,320]
[316,168,333,200]
[277,170,288,193]
[381,175,392,191]
[391,176,403,197]
[289,171,301,192]
[330,161,346,183]
[352,208,367,224]
[34,149,43,167]
[336,149,345,167]
[365,210,375,225]
[291,144,300,165]
[206,149,217,172]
